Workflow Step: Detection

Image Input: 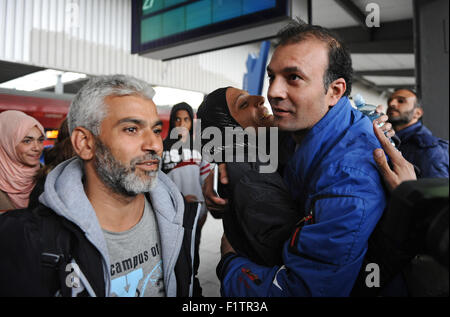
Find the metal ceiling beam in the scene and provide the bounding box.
[334,0,367,29]
[347,39,413,53]
[356,69,415,77]
[352,73,386,94]
[0,87,75,100]
[41,78,89,94]
[353,73,416,94]
[0,61,45,84]
[332,19,414,53]
[377,84,416,90]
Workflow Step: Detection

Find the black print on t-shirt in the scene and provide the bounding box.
[110,243,160,277]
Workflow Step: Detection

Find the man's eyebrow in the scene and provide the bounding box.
[282,66,300,73]
[153,120,163,128]
[117,118,145,125]
[267,65,306,76]
[390,95,406,100]
[117,118,163,128]
[282,67,308,79]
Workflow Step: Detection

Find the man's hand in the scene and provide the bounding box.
[184,195,199,203]
[220,233,236,256]
[373,121,416,191]
[202,163,229,211]
[376,104,387,114]
[373,113,395,139]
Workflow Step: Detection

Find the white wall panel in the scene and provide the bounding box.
[4,0,15,60]
[13,0,24,61]
[0,0,6,58]
[0,0,256,94]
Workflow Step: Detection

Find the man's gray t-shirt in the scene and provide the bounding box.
[103,198,165,297]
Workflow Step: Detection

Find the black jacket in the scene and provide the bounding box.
[220,161,301,267]
[0,197,199,297]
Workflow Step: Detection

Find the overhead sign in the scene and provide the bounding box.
[132,0,309,60]
[243,40,271,95]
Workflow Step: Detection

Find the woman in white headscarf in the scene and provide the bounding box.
[0,110,45,211]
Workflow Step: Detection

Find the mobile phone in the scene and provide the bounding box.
[213,164,220,198]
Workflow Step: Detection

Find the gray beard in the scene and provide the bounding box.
[93,139,160,197]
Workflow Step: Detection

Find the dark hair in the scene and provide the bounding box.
[393,88,421,108]
[168,102,194,133]
[275,18,353,97]
[36,118,75,180]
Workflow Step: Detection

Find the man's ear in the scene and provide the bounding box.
[326,78,347,107]
[413,107,424,120]
[71,127,96,160]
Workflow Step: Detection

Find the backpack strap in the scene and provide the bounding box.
[145,192,201,296]
[35,206,74,296]
[175,199,200,297]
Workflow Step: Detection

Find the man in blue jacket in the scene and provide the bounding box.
[387,88,449,178]
[207,20,388,296]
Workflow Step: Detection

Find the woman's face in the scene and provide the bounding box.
[174,109,192,139]
[15,126,44,167]
[225,88,273,129]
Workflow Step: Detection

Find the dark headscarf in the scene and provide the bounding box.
[197,87,248,162]
[168,102,194,133]
[198,88,299,267]
[196,87,240,134]
[164,102,195,150]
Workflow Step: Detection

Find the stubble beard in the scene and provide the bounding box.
[388,108,415,127]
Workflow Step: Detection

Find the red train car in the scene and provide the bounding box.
[0,88,171,145]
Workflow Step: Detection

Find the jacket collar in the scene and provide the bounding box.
[284,97,361,196]
[396,121,423,141]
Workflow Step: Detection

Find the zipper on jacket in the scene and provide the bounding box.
[307,193,356,224]
[290,194,354,247]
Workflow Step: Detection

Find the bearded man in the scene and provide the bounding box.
[0,75,201,297]
[387,88,448,178]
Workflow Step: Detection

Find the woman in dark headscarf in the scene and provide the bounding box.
[161,102,212,295]
[162,102,211,207]
[197,87,300,267]
[163,102,195,151]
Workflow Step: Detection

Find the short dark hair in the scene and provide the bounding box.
[275,19,353,97]
[393,88,421,108]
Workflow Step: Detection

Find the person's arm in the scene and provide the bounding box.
[372,121,416,191]
[216,171,386,297]
[202,163,229,211]
[220,233,236,255]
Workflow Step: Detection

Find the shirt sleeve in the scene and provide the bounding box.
[199,160,212,184]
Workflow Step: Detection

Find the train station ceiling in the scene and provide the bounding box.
[0,0,415,95]
[313,0,415,93]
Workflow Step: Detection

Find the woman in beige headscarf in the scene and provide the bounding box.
[0,110,45,211]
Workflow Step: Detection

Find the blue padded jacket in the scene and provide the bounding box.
[396,121,449,179]
[217,97,387,297]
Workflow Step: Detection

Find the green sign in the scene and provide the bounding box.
[132,0,288,59]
